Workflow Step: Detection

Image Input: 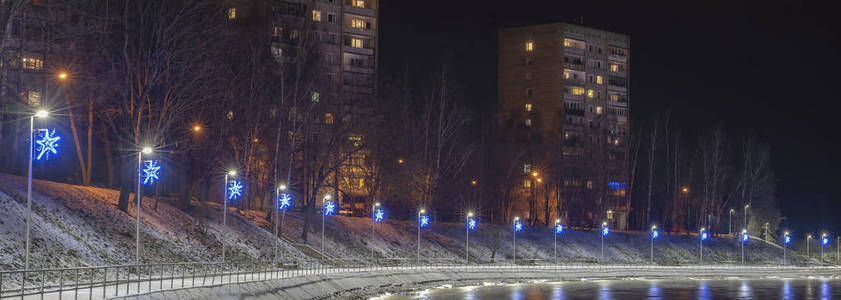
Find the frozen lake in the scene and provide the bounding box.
[375,278,841,299]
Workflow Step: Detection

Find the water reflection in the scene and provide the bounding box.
[821,280,831,300]
[599,282,612,300]
[550,284,564,300]
[738,280,752,298]
[782,280,793,300]
[379,279,841,300]
[698,281,711,300]
[648,281,661,299]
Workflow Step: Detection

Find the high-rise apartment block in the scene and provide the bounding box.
[498,23,630,229]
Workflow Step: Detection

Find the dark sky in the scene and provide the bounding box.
[379,1,841,234]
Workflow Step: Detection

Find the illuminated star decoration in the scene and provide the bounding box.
[323,201,335,216]
[741,232,749,242]
[418,215,430,228]
[34,129,60,160]
[822,237,830,246]
[601,226,610,236]
[555,224,564,234]
[467,218,477,230]
[514,221,523,232]
[227,181,243,200]
[278,193,292,210]
[701,232,709,241]
[651,229,659,240]
[142,160,161,185]
[374,208,385,222]
[783,235,792,245]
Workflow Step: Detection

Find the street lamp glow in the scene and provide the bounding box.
[279,184,287,191]
[192,125,202,133]
[141,147,153,154]
[531,171,538,177]
[35,110,49,118]
[57,72,68,80]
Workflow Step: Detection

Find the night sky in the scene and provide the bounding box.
[379,1,841,233]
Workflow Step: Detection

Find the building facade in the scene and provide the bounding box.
[498,23,630,229]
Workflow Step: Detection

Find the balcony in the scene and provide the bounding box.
[344,26,375,37]
[564,47,585,56]
[344,0,376,17]
[563,79,585,87]
[563,63,584,71]
[343,64,374,74]
[565,108,585,117]
[609,54,627,63]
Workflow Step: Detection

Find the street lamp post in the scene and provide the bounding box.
[24,110,49,270]
[699,227,708,264]
[783,232,789,265]
[821,233,829,266]
[601,222,609,263]
[322,195,335,261]
[741,229,749,265]
[371,202,382,261]
[807,234,813,259]
[513,217,522,264]
[221,170,238,262]
[274,184,288,261]
[135,147,153,265]
[650,225,658,263]
[417,209,428,264]
[466,212,475,264]
[837,236,840,265]
[554,219,563,263]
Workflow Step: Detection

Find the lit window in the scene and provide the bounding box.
[26,91,41,106]
[273,26,283,37]
[524,180,531,188]
[353,0,365,8]
[586,181,593,189]
[587,89,594,98]
[351,38,363,48]
[227,8,236,19]
[571,87,585,95]
[563,70,570,79]
[525,41,534,52]
[596,75,603,85]
[523,163,532,174]
[351,19,365,29]
[22,57,43,70]
[525,118,532,127]
[358,178,364,188]
[525,103,533,112]
[610,64,623,72]
[312,10,322,21]
[311,92,320,103]
[325,113,334,124]
[610,94,619,101]
[596,106,603,114]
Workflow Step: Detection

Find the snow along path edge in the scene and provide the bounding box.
[113,265,841,300]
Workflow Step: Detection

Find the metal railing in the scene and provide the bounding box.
[2,258,839,299]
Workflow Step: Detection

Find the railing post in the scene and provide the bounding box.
[102,268,107,299]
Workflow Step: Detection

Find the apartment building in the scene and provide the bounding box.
[498,23,630,229]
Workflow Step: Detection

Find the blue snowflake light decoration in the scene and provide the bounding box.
[783,234,792,245]
[602,226,610,237]
[374,208,385,222]
[741,232,749,243]
[323,201,335,216]
[467,218,477,230]
[227,181,243,200]
[651,229,659,240]
[555,224,564,234]
[822,236,830,246]
[142,160,161,185]
[34,129,60,160]
[700,231,709,241]
[418,215,430,228]
[278,193,292,210]
[513,220,523,232]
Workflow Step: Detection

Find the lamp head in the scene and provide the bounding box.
[467,212,473,217]
[35,110,49,118]
[227,170,237,176]
[602,222,608,226]
[324,194,331,200]
[141,147,153,154]
[57,72,69,80]
[555,219,560,224]
[745,204,750,209]
[278,184,287,191]
[192,125,202,133]
[419,209,425,214]
[374,202,380,207]
[514,216,519,221]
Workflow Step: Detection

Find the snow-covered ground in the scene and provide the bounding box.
[0,174,307,271]
[0,173,821,272]
[241,207,818,266]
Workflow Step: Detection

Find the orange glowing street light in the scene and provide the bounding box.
[57,72,69,80]
[192,124,202,133]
